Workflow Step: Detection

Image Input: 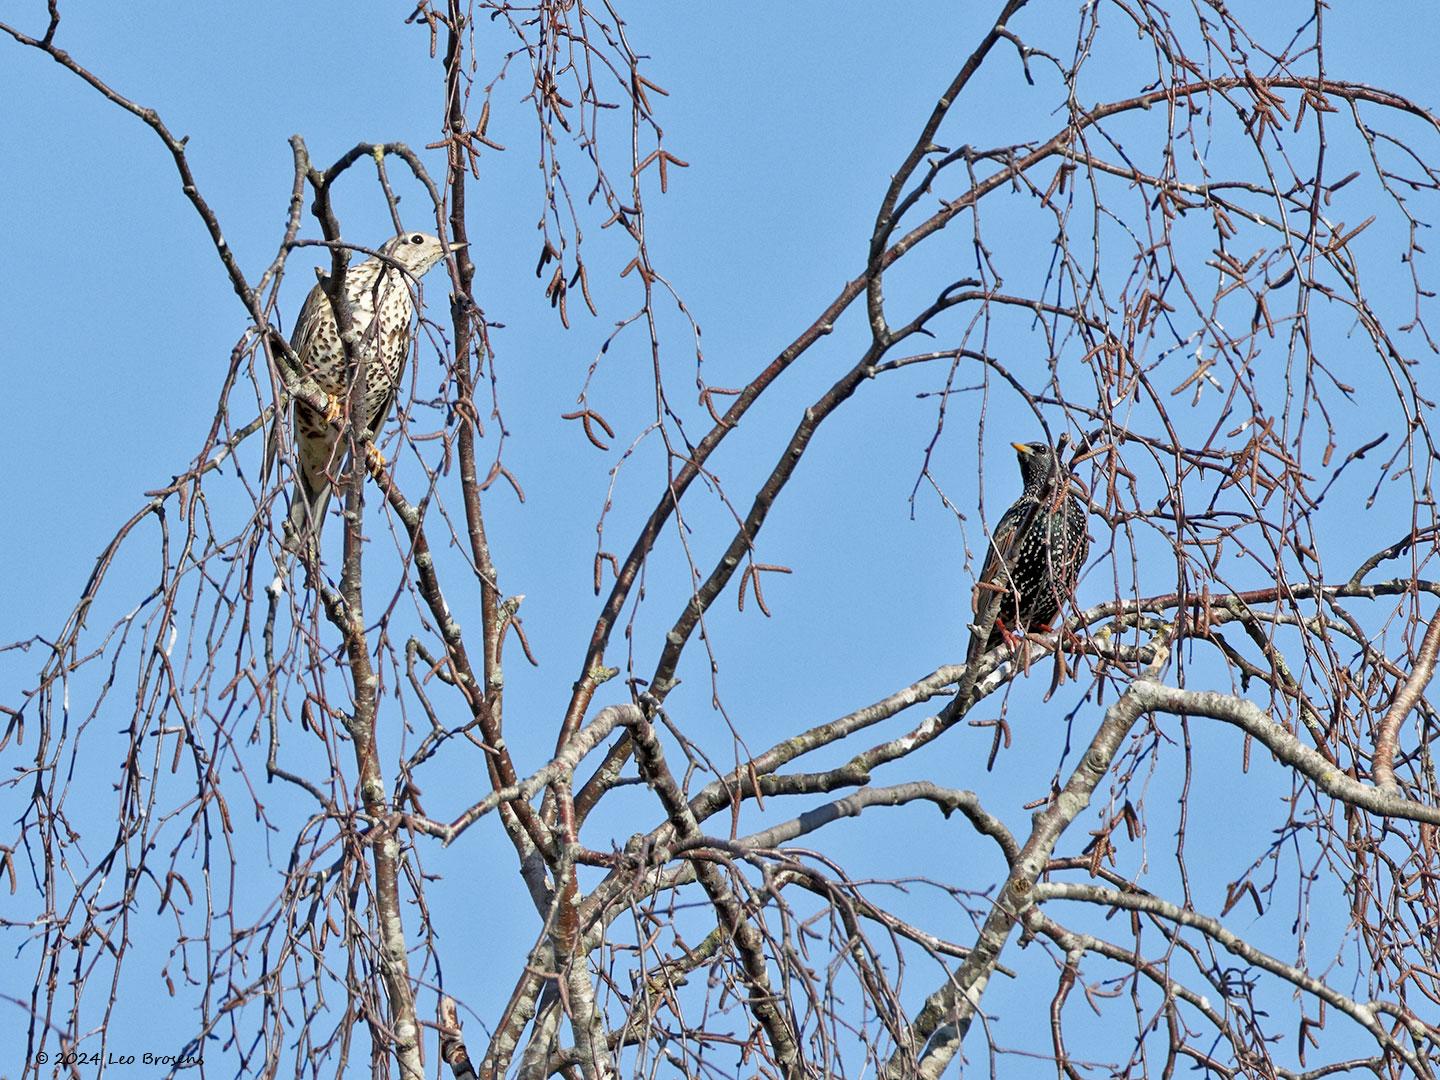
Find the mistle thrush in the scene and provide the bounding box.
[967,441,1089,664]
[270,233,456,546]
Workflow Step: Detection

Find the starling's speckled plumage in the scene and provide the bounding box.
[968,441,1089,663]
[267,233,455,546]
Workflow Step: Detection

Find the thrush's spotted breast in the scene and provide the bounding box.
[967,441,1089,666]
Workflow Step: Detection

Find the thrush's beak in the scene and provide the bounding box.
[1012,442,1034,455]
[447,242,469,253]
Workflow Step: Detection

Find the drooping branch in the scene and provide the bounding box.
[1134,679,1440,825]
[1031,881,1438,1077]
[1373,603,1440,790]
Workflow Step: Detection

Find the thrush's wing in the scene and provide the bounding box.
[259,396,286,497]
[271,283,348,548]
[261,283,334,491]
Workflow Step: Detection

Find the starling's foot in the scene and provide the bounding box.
[995,617,1022,651]
[365,443,388,477]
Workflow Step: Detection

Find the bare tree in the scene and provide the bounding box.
[4,2,1440,1078]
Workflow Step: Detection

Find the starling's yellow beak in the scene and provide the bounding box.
[1012,442,1034,455]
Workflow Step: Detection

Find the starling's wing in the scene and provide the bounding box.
[1049,492,1091,611]
[971,500,1040,615]
[967,499,1041,667]
[1068,495,1091,579]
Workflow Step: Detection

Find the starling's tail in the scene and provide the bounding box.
[966,621,1006,669]
[966,593,1001,671]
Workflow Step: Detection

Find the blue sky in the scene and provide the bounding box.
[4,2,1439,1076]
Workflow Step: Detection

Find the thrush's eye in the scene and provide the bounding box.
[411,234,423,244]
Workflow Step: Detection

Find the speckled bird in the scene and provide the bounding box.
[269,232,456,546]
[968,441,1089,663]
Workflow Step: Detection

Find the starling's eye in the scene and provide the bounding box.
[411,234,423,244]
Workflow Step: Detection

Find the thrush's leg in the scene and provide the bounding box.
[362,388,398,481]
[364,442,388,478]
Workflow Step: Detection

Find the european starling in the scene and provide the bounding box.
[967,441,1089,664]
[268,233,457,546]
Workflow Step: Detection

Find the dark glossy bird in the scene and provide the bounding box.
[967,441,1089,664]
